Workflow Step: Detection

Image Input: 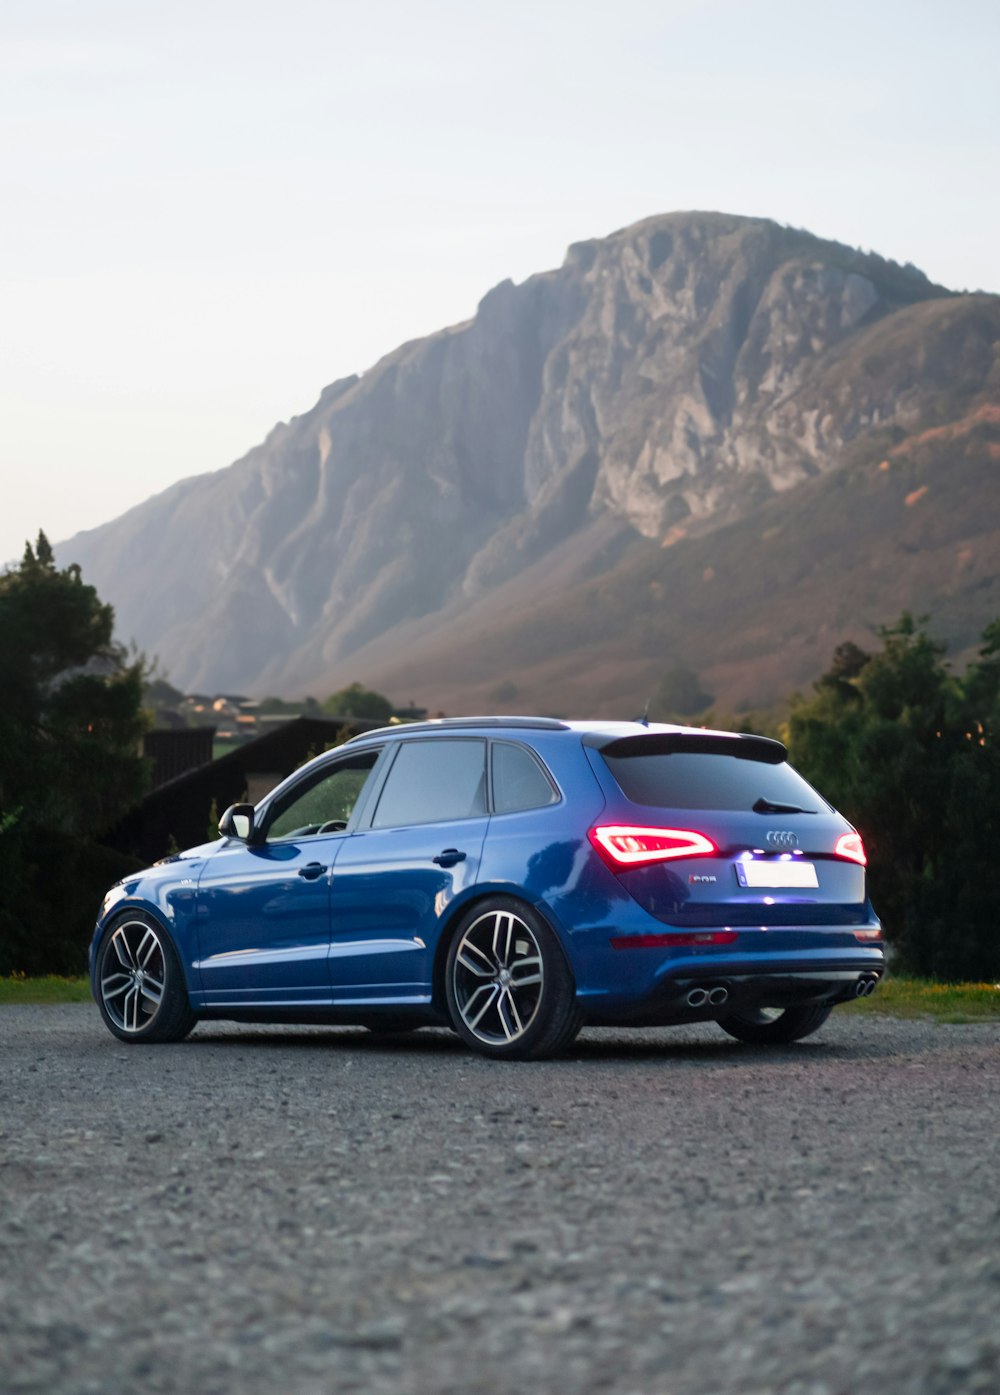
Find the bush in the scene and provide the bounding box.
[322,682,393,721]
[0,828,145,976]
[786,614,1000,980]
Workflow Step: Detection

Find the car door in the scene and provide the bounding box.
[328,737,490,1005]
[193,747,382,1005]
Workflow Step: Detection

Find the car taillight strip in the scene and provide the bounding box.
[611,931,739,949]
[589,824,716,868]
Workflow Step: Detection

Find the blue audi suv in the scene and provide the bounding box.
[91,718,884,1058]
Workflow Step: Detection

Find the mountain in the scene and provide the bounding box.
[56,211,1000,714]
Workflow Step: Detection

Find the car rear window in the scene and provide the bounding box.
[599,749,826,812]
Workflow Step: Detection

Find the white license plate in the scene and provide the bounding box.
[735,860,819,889]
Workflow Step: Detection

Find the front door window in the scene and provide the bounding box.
[265,752,379,840]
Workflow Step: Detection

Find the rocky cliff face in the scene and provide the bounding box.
[56,211,999,700]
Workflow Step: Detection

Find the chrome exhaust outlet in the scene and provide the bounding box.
[707,986,729,1007]
[686,988,709,1008]
[854,979,869,998]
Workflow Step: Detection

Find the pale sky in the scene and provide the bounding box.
[2,0,998,566]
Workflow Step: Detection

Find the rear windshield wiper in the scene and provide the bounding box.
[752,797,816,815]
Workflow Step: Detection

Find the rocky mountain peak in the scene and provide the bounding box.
[55,212,995,709]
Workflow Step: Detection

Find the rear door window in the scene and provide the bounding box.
[600,749,826,812]
[371,738,487,828]
[491,741,558,814]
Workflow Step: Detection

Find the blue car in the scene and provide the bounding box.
[91,718,884,1059]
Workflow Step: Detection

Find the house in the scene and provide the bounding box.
[109,715,377,864]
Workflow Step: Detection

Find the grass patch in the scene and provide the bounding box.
[842,976,1000,1022]
[0,974,91,1004]
[1,973,998,1020]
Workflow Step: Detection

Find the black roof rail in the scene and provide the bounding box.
[344,716,570,743]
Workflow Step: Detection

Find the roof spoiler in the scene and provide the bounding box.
[586,731,788,764]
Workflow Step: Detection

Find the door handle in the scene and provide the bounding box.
[298,862,328,880]
[433,848,467,868]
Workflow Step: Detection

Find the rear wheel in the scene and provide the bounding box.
[717,1002,832,1045]
[445,898,581,1060]
[95,913,196,1044]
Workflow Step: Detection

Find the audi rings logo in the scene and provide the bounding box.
[766,830,799,849]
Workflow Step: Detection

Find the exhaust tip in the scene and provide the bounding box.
[686,988,709,1008]
[708,986,729,1006]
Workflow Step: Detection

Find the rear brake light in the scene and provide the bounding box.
[611,930,738,949]
[834,833,867,866]
[589,825,716,868]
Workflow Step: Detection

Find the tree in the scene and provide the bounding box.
[649,664,714,720]
[0,534,149,973]
[322,682,393,722]
[786,613,1000,979]
[0,532,149,832]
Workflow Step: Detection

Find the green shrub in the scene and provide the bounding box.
[786,615,1000,980]
[0,828,144,977]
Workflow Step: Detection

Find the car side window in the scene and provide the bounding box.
[371,739,487,828]
[265,751,380,841]
[491,741,558,813]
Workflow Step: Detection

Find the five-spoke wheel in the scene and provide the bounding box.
[445,898,581,1059]
[95,913,196,1043]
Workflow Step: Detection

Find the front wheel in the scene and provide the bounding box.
[717,1002,833,1045]
[95,913,197,1044]
[445,898,581,1060]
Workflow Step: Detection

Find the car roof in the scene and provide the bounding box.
[344,716,755,744]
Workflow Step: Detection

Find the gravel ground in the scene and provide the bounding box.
[0,1005,998,1395]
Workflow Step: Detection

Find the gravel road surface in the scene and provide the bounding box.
[1,1005,998,1395]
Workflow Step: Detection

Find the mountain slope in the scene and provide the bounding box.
[55,211,1000,706]
[341,404,999,715]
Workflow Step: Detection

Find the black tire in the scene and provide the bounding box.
[94,912,197,1044]
[717,1002,833,1045]
[444,897,582,1060]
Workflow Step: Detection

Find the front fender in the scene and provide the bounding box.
[90,860,207,996]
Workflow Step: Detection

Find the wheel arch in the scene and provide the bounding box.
[430,888,575,1017]
[94,901,198,998]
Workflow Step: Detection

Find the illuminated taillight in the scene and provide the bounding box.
[835,832,867,866]
[588,825,716,868]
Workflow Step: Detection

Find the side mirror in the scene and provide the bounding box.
[218,803,256,842]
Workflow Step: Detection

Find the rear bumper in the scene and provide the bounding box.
[582,957,885,1026]
[564,911,886,1024]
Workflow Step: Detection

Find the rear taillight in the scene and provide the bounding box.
[588,825,716,868]
[611,930,738,949]
[834,833,867,866]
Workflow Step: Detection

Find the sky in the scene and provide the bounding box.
[2,0,998,566]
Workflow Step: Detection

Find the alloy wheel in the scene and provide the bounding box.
[99,919,166,1033]
[451,909,544,1046]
